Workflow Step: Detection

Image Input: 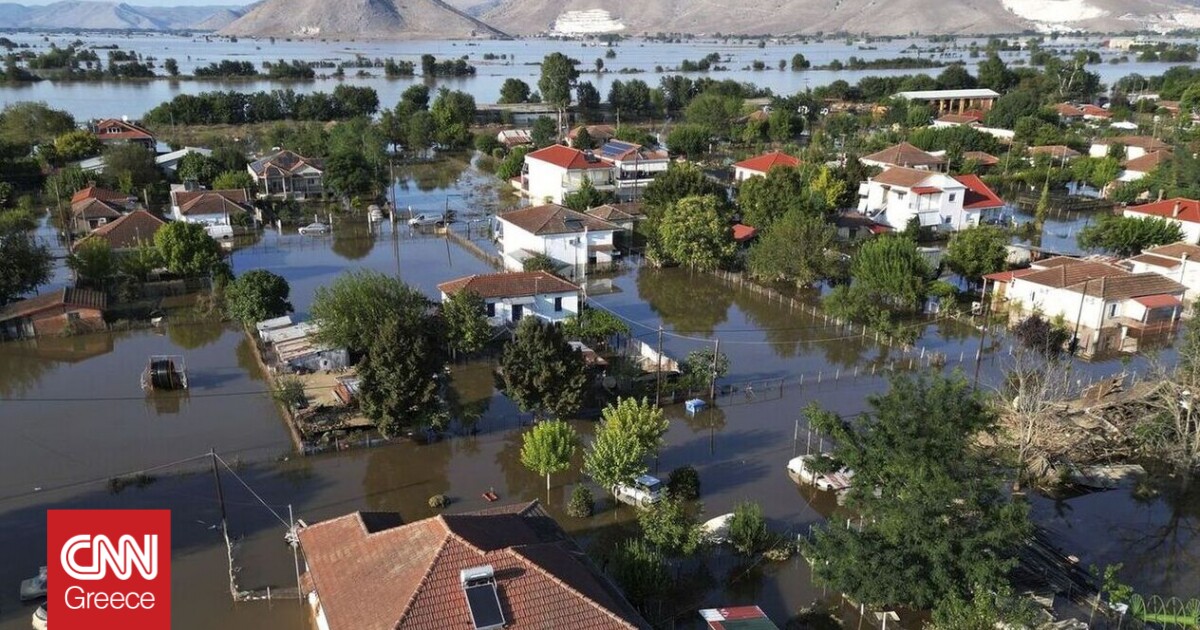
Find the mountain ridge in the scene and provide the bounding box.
[0,1,244,30]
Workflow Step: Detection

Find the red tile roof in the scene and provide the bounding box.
[1102,136,1171,152]
[910,185,942,195]
[1123,150,1170,173]
[74,210,165,251]
[954,174,1005,210]
[732,224,758,242]
[438,271,579,299]
[71,185,133,205]
[1146,242,1200,259]
[936,113,982,125]
[983,268,1037,282]
[71,197,122,220]
[171,189,251,216]
[1028,145,1081,160]
[0,288,107,321]
[871,166,936,188]
[93,118,154,141]
[1125,253,1179,269]
[733,151,801,174]
[861,142,944,168]
[527,145,614,170]
[1015,260,1186,300]
[1080,104,1111,118]
[499,204,621,235]
[297,501,647,630]
[1055,103,1085,117]
[962,151,1000,166]
[1125,198,1200,224]
[1134,294,1183,309]
[248,149,324,177]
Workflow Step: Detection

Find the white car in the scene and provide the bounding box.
[787,455,854,492]
[298,222,329,235]
[613,474,664,508]
[408,213,445,227]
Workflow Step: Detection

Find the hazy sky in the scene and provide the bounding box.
[17,0,245,6]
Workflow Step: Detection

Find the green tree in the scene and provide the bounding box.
[66,239,118,291]
[827,235,929,316]
[103,143,160,193]
[212,170,254,191]
[642,162,727,215]
[163,58,179,77]
[119,241,162,282]
[561,306,630,345]
[665,123,708,158]
[224,269,292,325]
[0,227,52,305]
[583,420,648,490]
[791,53,811,70]
[571,126,596,150]
[638,494,704,557]
[153,221,223,277]
[429,88,476,148]
[747,210,836,287]
[530,116,558,149]
[539,52,578,137]
[684,92,742,138]
[607,537,671,612]
[521,252,558,273]
[656,195,736,270]
[520,419,580,493]
[357,316,446,437]
[324,151,377,198]
[803,374,1030,613]
[53,130,102,162]
[500,318,588,418]
[738,165,819,229]
[441,289,491,357]
[562,177,614,211]
[680,347,730,392]
[498,78,532,104]
[0,101,75,151]
[976,53,1015,92]
[1077,215,1184,256]
[310,270,430,353]
[728,501,770,556]
[176,152,222,186]
[945,225,1008,284]
[601,397,669,457]
[983,90,1042,129]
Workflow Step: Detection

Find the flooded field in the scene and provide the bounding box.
[1,156,1197,629]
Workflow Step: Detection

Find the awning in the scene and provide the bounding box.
[1134,294,1183,309]
[911,186,942,195]
[588,244,616,252]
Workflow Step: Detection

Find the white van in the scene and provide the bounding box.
[408,212,445,227]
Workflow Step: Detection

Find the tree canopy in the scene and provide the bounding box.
[655,195,735,271]
[945,225,1009,283]
[600,397,669,457]
[520,419,580,493]
[500,318,588,418]
[746,210,837,287]
[441,289,491,357]
[1078,215,1184,257]
[539,53,579,111]
[225,269,293,325]
[357,315,446,437]
[310,270,431,353]
[153,221,224,278]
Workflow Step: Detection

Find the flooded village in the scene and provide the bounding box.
[3,29,1200,630]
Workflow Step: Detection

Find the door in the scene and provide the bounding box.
[512,304,524,322]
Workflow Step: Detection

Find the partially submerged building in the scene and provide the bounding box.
[438,271,581,325]
[0,288,107,340]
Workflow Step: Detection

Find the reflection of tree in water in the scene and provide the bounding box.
[496,427,544,504]
[235,335,267,381]
[1111,477,1200,595]
[168,321,227,350]
[731,286,871,366]
[679,405,726,434]
[637,268,732,335]
[396,158,469,194]
[0,343,58,398]
[330,223,376,261]
[444,361,494,433]
[362,440,453,516]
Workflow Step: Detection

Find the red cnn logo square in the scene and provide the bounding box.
[48,509,171,630]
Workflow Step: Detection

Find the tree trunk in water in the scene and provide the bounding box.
[546,472,551,503]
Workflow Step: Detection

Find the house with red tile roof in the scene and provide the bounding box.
[1055,103,1086,122]
[69,183,139,233]
[856,166,1004,232]
[0,288,107,340]
[860,142,945,171]
[990,256,1185,356]
[1089,136,1170,161]
[1123,198,1200,244]
[732,151,800,181]
[932,112,983,128]
[1118,150,1170,184]
[495,204,622,273]
[73,210,165,252]
[297,501,649,630]
[1123,242,1200,304]
[438,271,581,325]
[90,118,155,150]
[169,185,254,237]
[519,144,617,205]
[247,149,325,199]
[1079,104,1111,120]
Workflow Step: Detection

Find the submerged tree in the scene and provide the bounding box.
[224,269,292,325]
[357,316,446,437]
[500,318,587,419]
[441,289,491,358]
[519,419,579,495]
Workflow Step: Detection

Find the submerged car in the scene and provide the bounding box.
[298,222,329,235]
[613,474,664,508]
[408,212,445,227]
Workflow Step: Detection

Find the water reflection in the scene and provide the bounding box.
[330,222,377,260]
[637,267,733,336]
[167,321,228,350]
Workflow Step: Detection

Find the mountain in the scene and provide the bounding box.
[219,0,508,38]
[191,6,247,30]
[476,0,1200,35]
[0,1,247,30]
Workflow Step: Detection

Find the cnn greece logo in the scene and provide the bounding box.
[49,509,172,629]
[61,534,158,580]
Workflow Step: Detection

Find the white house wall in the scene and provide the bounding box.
[1123,211,1200,244]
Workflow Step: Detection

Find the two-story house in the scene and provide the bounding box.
[1123,198,1200,244]
[988,256,1186,356]
[1124,242,1200,305]
[856,167,1004,232]
[69,184,138,233]
[247,149,326,199]
[495,204,622,274]
[438,271,581,325]
[169,184,254,238]
[732,151,801,182]
[90,118,155,150]
[596,140,670,200]
[518,145,616,205]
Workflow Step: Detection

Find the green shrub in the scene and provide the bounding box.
[667,465,700,500]
[274,377,307,409]
[728,501,770,556]
[567,485,593,518]
[428,494,448,509]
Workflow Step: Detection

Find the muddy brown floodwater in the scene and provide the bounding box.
[1,158,1196,630]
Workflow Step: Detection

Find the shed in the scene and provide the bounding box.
[0,288,107,339]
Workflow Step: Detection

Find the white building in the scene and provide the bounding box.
[169,185,253,234]
[1124,242,1200,305]
[732,151,800,182]
[437,271,581,325]
[987,257,1185,356]
[155,147,212,174]
[518,144,617,205]
[856,167,1004,232]
[595,140,670,198]
[893,88,1000,115]
[495,204,622,274]
[1089,136,1171,161]
[1123,198,1200,244]
[1117,150,1170,184]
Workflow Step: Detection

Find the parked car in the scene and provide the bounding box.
[205,224,234,240]
[408,213,445,227]
[613,474,664,508]
[31,603,47,630]
[786,454,854,492]
[298,222,329,235]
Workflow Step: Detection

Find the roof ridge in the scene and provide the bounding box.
[394,519,456,628]
[506,543,639,629]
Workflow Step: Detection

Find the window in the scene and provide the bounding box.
[1108,303,1117,318]
[554,297,563,312]
[486,302,495,317]
[949,193,956,202]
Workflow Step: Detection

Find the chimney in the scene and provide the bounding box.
[1174,200,1183,217]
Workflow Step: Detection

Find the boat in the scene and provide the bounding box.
[786,455,854,492]
[19,566,46,601]
[700,513,734,544]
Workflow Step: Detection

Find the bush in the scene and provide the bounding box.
[428,494,448,509]
[567,485,594,518]
[667,465,700,500]
[273,376,307,409]
[728,501,770,556]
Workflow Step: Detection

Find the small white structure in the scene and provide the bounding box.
[495,204,622,273]
[437,271,581,325]
[1123,198,1200,244]
[1124,242,1200,304]
[155,146,213,173]
[518,144,616,205]
[732,151,800,181]
[1089,136,1171,161]
[259,320,348,373]
[893,88,1000,114]
[255,315,295,338]
[856,167,1004,232]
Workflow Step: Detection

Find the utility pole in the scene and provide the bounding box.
[709,338,720,400]
[654,325,664,406]
[289,504,302,601]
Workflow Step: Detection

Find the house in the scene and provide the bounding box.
[169,185,253,233]
[73,210,165,252]
[1028,145,1081,162]
[438,271,581,325]
[1124,242,1200,304]
[568,124,617,145]
[496,129,533,148]
[1118,150,1170,184]
[834,210,889,241]
[932,111,983,128]
[1079,104,1111,121]
[1055,103,1085,122]
[962,151,1001,171]
[893,88,1000,114]
[596,140,670,199]
[296,500,649,630]
[258,320,348,373]
[247,149,325,199]
[155,146,213,174]
[856,166,1004,232]
[496,204,622,273]
[586,202,645,232]
[700,606,780,630]
[69,184,138,233]
[1124,198,1200,243]
[732,151,801,181]
[90,118,155,150]
[0,288,107,340]
[518,145,616,205]
[1089,136,1171,161]
[861,142,945,171]
[990,256,1185,356]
